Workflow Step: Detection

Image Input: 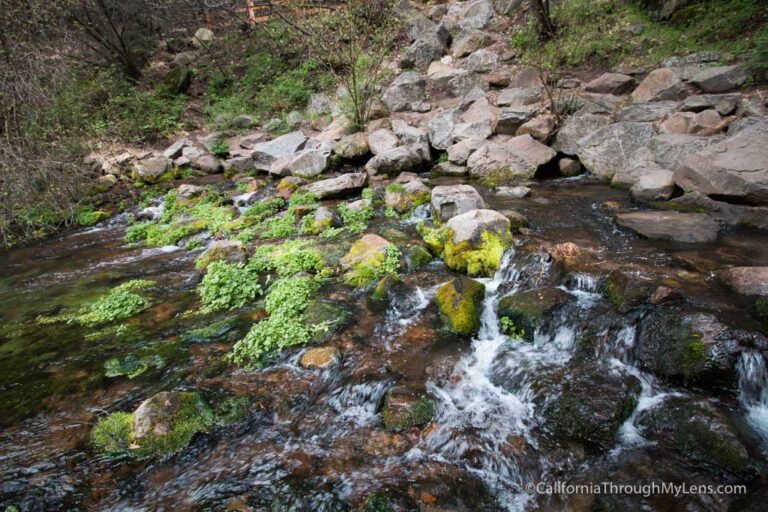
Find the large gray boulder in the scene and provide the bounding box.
[615,211,719,243]
[299,172,368,199]
[467,135,555,181]
[462,49,499,73]
[445,208,510,245]
[617,101,678,122]
[382,72,427,112]
[367,129,400,155]
[649,133,722,170]
[334,132,369,159]
[431,184,485,222]
[575,122,655,179]
[496,107,538,135]
[428,110,458,150]
[673,129,768,205]
[631,68,686,102]
[689,65,748,93]
[450,0,495,30]
[401,27,448,70]
[133,156,172,182]
[365,146,423,176]
[286,149,331,178]
[584,73,636,94]
[629,169,675,201]
[249,131,308,171]
[553,113,611,156]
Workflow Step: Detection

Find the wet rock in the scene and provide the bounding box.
[602,269,655,311]
[431,184,485,222]
[637,396,754,475]
[673,128,768,206]
[496,87,541,107]
[575,122,655,179]
[558,157,582,177]
[719,267,768,297]
[299,346,340,369]
[299,172,368,199]
[651,285,682,304]
[196,240,249,269]
[133,156,172,182]
[129,391,213,455]
[545,366,641,450]
[381,387,436,432]
[615,211,718,243]
[339,234,397,288]
[636,305,744,385]
[690,65,748,93]
[437,275,485,335]
[333,132,369,160]
[385,180,431,214]
[499,209,528,231]
[553,113,611,156]
[367,129,400,155]
[616,101,678,122]
[407,244,433,269]
[440,209,512,277]
[382,71,427,112]
[497,287,571,341]
[631,68,686,102]
[365,146,424,176]
[584,73,636,94]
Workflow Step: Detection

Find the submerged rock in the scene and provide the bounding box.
[437,275,485,335]
[719,267,768,297]
[497,287,571,342]
[381,387,436,432]
[615,211,718,244]
[299,346,340,369]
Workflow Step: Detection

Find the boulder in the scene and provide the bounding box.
[368,129,400,155]
[575,122,654,179]
[585,73,636,94]
[431,184,485,222]
[196,240,248,269]
[452,0,495,30]
[189,154,222,174]
[496,87,541,107]
[401,36,446,70]
[447,137,482,165]
[673,128,768,205]
[133,157,172,182]
[391,120,431,161]
[287,149,331,178]
[382,72,427,112]
[162,138,192,159]
[300,346,340,369]
[629,169,675,201]
[719,267,768,296]
[365,146,424,176]
[433,161,469,175]
[615,211,718,243]
[497,287,571,341]
[553,113,611,156]
[440,209,511,276]
[558,157,583,177]
[299,173,368,199]
[681,94,740,115]
[339,234,397,288]
[437,275,486,335]
[631,68,686,102]
[689,65,748,93]
[463,49,498,73]
[648,133,722,170]
[602,269,655,311]
[249,131,308,171]
[176,183,205,200]
[334,132,369,159]
[689,109,722,134]
[659,112,695,134]
[192,27,214,47]
[616,101,678,122]
[385,180,431,214]
[516,115,555,142]
[428,110,458,150]
[496,107,537,135]
[452,30,493,58]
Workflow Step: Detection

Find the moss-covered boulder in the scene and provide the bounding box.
[545,367,641,450]
[303,206,340,235]
[497,287,571,342]
[602,269,655,311]
[638,396,754,476]
[385,181,431,214]
[381,387,436,432]
[195,240,249,269]
[339,234,401,288]
[407,244,433,270]
[421,209,511,277]
[91,391,214,458]
[636,305,746,386]
[437,276,485,335]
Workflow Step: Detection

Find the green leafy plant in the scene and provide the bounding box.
[197,261,262,313]
[500,316,526,339]
[73,279,155,327]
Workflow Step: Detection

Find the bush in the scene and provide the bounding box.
[197,261,262,313]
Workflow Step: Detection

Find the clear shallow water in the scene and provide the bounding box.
[1,178,767,510]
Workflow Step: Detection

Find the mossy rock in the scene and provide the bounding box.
[407,244,433,270]
[381,387,436,432]
[195,240,249,269]
[339,234,400,288]
[638,396,754,476]
[497,287,571,342]
[91,391,214,458]
[370,274,398,302]
[304,300,350,343]
[602,269,654,311]
[442,229,509,277]
[436,276,485,335]
[181,317,242,344]
[545,367,641,450]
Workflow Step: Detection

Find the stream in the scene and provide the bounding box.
[1,176,767,510]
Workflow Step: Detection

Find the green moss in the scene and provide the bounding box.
[678,332,707,379]
[104,354,165,379]
[344,244,402,288]
[382,396,436,432]
[213,396,251,426]
[436,277,485,335]
[443,230,508,278]
[407,244,433,269]
[677,415,751,474]
[363,493,394,512]
[90,412,134,456]
[248,239,325,277]
[131,393,214,457]
[75,205,110,226]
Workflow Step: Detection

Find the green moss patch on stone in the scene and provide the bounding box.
[442,230,508,278]
[436,276,485,335]
[340,234,402,289]
[381,388,436,432]
[497,287,571,342]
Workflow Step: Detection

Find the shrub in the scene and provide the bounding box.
[197,261,262,313]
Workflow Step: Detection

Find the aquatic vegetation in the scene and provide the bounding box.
[248,239,325,277]
[197,261,262,313]
[381,389,436,432]
[231,276,323,366]
[90,412,134,456]
[500,316,526,339]
[75,205,110,226]
[243,197,285,220]
[104,354,166,379]
[252,192,318,239]
[75,279,155,327]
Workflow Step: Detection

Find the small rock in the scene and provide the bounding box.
[631,68,686,102]
[300,347,340,369]
[496,186,531,198]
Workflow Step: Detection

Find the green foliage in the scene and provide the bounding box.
[749,25,768,78]
[209,141,230,158]
[252,192,317,239]
[338,193,374,234]
[74,279,155,327]
[231,276,323,366]
[75,205,110,226]
[500,316,526,339]
[197,261,262,313]
[243,197,285,220]
[344,244,402,288]
[248,240,325,277]
[512,0,767,69]
[104,354,166,379]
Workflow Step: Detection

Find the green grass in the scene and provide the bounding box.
[512,0,767,70]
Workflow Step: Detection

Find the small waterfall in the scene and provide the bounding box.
[738,351,768,444]
[374,286,433,343]
[403,203,432,225]
[326,380,390,426]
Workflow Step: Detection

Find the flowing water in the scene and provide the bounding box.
[1,177,768,510]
